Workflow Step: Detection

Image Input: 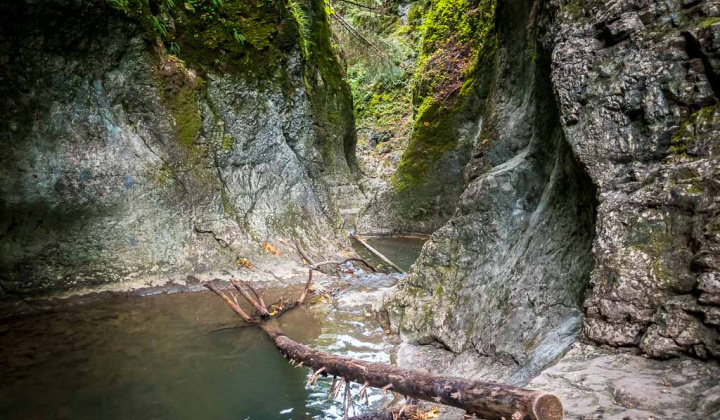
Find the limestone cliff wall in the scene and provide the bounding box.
[0,0,356,296]
[386,0,598,384]
[554,0,720,359]
[386,0,719,380]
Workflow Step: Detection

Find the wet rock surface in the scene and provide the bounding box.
[385,0,598,384]
[386,0,720,389]
[395,341,720,420]
[384,2,719,418]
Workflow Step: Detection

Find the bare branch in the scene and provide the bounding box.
[297,267,314,305]
[237,279,266,309]
[202,281,254,323]
[307,367,327,387]
[351,235,405,273]
[297,257,377,305]
[313,257,377,272]
[344,380,351,419]
[231,280,271,318]
[295,242,316,266]
[335,0,378,11]
[330,11,383,54]
[329,376,338,400]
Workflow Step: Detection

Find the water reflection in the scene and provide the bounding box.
[351,235,427,272]
[0,285,394,420]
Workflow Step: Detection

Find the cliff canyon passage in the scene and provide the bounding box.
[1,0,719,419]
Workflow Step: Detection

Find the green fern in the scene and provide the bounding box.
[289,1,313,59]
[150,16,168,38]
[163,0,175,9]
[233,29,246,45]
[107,0,129,12]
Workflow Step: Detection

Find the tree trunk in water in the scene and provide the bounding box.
[202,275,563,420]
[261,324,562,420]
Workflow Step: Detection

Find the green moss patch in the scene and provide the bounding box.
[669,105,717,156]
[392,101,461,189]
[158,57,203,146]
[699,17,720,28]
[392,0,497,189]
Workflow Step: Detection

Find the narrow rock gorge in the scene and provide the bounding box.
[0,0,718,419]
[387,0,599,384]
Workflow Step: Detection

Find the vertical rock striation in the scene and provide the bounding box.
[0,0,356,296]
[388,0,720,379]
[386,0,598,384]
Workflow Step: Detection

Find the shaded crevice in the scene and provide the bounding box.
[193,225,229,248]
[682,31,720,100]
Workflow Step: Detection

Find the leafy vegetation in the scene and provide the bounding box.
[105,0,293,76]
[288,0,313,60]
[332,0,496,192]
[397,0,496,189]
[331,0,420,150]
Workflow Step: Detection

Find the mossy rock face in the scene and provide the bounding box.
[105,0,299,78]
[173,0,296,78]
[158,57,203,146]
[0,0,353,296]
[301,0,358,179]
[109,0,358,189]
[357,0,496,234]
[551,0,720,360]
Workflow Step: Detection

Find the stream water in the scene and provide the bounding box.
[0,237,426,419]
[351,235,427,272]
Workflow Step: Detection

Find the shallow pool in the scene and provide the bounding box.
[0,285,394,420]
[351,235,427,272]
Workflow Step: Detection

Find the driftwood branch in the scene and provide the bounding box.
[295,242,316,266]
[201,273,564,420]
[335,0,378,11]
[231,280,270,318]
[203,281,254,323]
[297,257,377,305]
[351,235,405,273]
[237,279,266,309]
[298,267,314,305]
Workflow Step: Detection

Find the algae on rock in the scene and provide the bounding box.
[0,0,357,296]
[356,0,497,234]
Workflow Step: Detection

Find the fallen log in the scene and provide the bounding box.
[350,235,405,273]
[200,265,563,420]
[261,323,561,420]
